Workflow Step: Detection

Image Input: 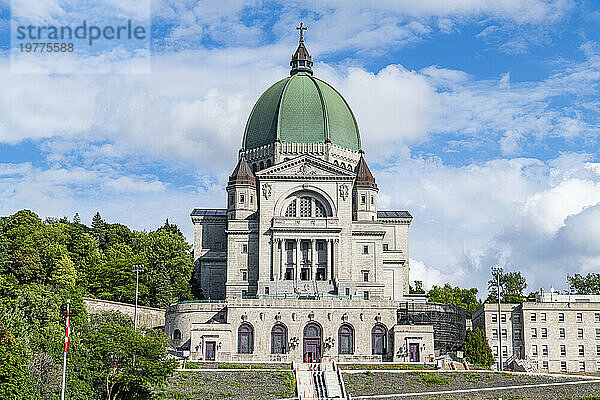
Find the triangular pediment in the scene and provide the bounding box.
[256,155,355,180]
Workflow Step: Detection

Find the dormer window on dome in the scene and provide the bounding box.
[290,22,313,76]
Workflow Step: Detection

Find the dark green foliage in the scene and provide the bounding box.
[82,312,177,400]
[426,284,481,317]
[567,273,600,295]
[0,327,37,400]
[409,280,426,294]
[462,328,494,367]
[0,209,191,399]
[487,271,527,303]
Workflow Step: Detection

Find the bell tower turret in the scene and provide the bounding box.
[353,152,378,221]
[226,150,257,220]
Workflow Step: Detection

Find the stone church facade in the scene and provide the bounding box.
[166,31,438,363]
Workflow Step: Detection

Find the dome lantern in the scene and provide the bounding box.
[290,22,313,76]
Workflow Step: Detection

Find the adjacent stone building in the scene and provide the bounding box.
[472,290,600,373]
[167,30,464,364]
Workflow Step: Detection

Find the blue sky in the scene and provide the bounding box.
[1,0,600,296]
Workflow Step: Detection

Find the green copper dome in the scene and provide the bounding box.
[242,72,361,152]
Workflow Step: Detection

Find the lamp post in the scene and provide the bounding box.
[132,264,144,331]
[491,266,503,371]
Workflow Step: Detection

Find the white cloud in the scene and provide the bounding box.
[376,152,600,295]
[0,161,225,239]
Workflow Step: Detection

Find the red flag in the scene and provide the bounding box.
[64,307,71,353]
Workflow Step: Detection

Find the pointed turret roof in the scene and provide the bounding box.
[228,151,256,186]
[290,22,313,75]
[354,152,377,189]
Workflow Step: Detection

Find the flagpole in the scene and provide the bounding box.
[61,299,70,400]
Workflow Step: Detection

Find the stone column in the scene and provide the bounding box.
[279,239,284,280]
[334,239,340,281]
[295,239,301,281]
[311,239,316,280]
[271,237,276,281]
[326,239,331,282]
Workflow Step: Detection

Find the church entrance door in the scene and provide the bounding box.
[205,341,216,361]
[409,343,419,362]
[303,323,322,362]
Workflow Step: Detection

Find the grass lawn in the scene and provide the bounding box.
[156,370,296,400]
[343,371,600,400]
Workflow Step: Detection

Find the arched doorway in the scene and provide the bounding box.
[303,322,322,362]
[371,324,387,355]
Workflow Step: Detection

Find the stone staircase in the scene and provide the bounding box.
[294,360,347,399]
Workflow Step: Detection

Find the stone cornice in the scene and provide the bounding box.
[225,229,258,235]
[191,216,227,224]
[351,230,385,236]
[380,218,412,225]
[256,154,355,180]
[270,226,342,233]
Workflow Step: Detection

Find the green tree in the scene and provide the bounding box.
[88,243,147,304]
[0,327,37,400]
[409,280,426,294]
[427,284,481,318]
[91,212,108,251]
[567,273,600,295]
[462,328,494,367]
[83,311,176,400]
[140,228,194,308]
[487,271,527,303]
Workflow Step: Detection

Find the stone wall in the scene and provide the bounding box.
[166,298,400,362]
[82,297,165,329]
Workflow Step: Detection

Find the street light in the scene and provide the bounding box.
[491,266,503,371]
[132,264,144,331]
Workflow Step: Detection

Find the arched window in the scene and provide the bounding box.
[314,200,326,217]
[282,192,331,218]
[238,323,254,354]
[285,199,297,217]
[271,324,288,354]
[338,324,354,355]
[304,323,321,338]
[334,160,339,166]
[299,196,312,217]
[340,162,346,169]
[267,159,272,167]
[372,324,387,355]
[260,161,264,170]
[252,164,257,172]
[173,329,182,341]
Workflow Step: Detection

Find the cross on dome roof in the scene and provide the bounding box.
[296,22,307,42]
